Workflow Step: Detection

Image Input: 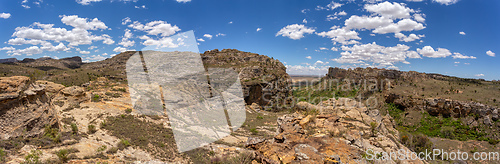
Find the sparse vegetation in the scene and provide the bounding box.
[105,92,121,98]
[292,80,359,104]
[97,145,107,152]
[106,147,119,154]
[185,148,253,164]
[23,150,42,164]
[112,87,127,92]
[102,115,177,160]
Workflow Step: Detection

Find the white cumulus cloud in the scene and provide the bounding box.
[486,50,495,57]
[176,0,191,3]
[128,20,180,37]
[60,15,108,30]
[394,33,424,42]
[417,46,452,58]
[276,24,315,40]
[459,31,466,35]
[413,13,426,22]
[6,15,113,56]
[203,34,213,39]
[332,42,420,69]
[364,1,414,19]
[118,29,135,47]
[0,13,11,19]
[316,26,361,45]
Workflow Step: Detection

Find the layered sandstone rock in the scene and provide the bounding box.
[0,76,58,139]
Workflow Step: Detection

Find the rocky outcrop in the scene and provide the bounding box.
[0,76,58,139]
[386,93,499,125]
[201,49,291,110]
[325,67,429,81]
[247,98,423,164]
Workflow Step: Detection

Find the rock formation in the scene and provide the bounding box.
[247,98,424,164]
[201,49,291,110]
[0,76,58,139]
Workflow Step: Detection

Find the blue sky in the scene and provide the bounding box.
[0,0,498,80]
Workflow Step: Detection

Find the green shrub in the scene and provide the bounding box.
[440,126,455,139]
[88,124,97,134]
[44,125,61,143]
[118,139,131,150]
[370,122,377,136]
[412,134,433,153]
[100,120,107,128]
[55,149,69,163]
[125,108,132,114]
[0,148,6,163]
[488,138,499,145]
[250,128,258,135]
[92,94,100,102]
[71,123,78,135]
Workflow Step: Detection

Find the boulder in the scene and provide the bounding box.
[0,76,30,101]
[61,86,85,96]
[36,80,65,94]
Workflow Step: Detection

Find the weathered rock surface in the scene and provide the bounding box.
[35,80,65,94]
[0,76,58,140]
[247,98,423,164]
